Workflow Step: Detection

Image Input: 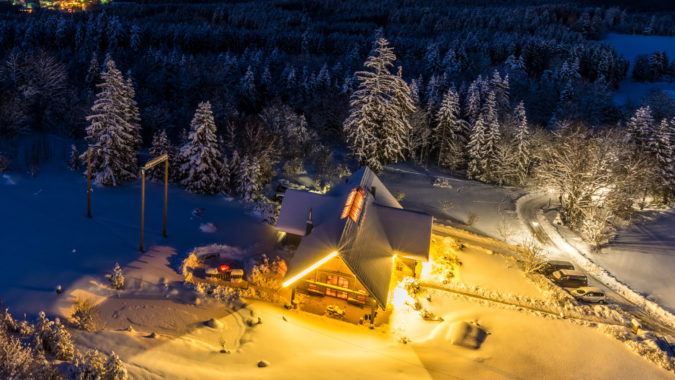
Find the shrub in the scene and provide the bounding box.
[249,255,287,302]
[109,263,125,290]
[71,299,98,332]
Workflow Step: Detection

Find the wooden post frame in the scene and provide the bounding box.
[139,154,169,252]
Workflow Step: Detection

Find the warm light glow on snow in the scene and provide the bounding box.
[420,261,432,281]
[282,251,339,288]
[390,283,412,309]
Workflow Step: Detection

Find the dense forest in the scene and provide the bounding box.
[0,0,674,245]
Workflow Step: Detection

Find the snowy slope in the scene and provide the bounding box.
[0,161,276,317]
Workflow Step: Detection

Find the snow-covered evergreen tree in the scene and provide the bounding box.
[626,106,654,151]
[148,129,175,182]
[234,156,262,202]
[464,79,482,124]
[655,119,674,196]
[220,154,231,194]
[491,70,510,117]
[467,117,487,181]
[513,101,531,186]
[482,90,501,181]
[109,263,125,290]
[69,144,81,171]
[104,352,128,380]
[178,101,222,194]
[80,60,141,186]
[343,38,415,172]
[435,87,468,168]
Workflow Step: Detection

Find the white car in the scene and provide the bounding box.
[571,287,606,303]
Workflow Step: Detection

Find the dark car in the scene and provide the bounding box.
[539,260,575,276]
[551,269,588,288]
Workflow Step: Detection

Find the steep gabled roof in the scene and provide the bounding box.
[277,167,432,308]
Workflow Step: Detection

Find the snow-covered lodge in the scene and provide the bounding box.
[275,167,432,322]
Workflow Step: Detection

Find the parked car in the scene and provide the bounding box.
[550,269,588,288]
[571,287,606,303]
[539,260,575,276]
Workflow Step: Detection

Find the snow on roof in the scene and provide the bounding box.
[275,190,335,236]
[278,167,432,308]
[375,205,432,261]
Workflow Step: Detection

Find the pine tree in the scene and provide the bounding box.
[85,54,100,87]
[655,119,675,197]
[80,60,140,186]
[104,352,128,380]
[110,263,125,290]
[435,88,468,168]
[178,101,223,194]
[491,70,510,117]
[464,79,481,124]
[69,144,81,171]
[220,154,231,194]
[482,90,501,181]
[148,130,174,181]
[343,38,415,172]
[467,117,487,181]
[626,106,654,151]
[513,101,531,186]
[234,156,261,202]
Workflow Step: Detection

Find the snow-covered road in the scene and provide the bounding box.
[516,193,675,337]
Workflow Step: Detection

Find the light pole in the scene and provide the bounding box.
[139,154,169,252]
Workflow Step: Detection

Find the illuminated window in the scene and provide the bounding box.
[326,275,350,299]
[340,187,366,222]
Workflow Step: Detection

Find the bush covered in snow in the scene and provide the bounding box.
[71,298,98,332]
[109,263,125,290]
[599,324,675,373]
[515,237,546,274]
[248,254,287,302]
[430,238,463,283]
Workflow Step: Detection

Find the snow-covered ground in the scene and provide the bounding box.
[594,210,675,313]
[601,33,675,105]
[0,158,276,317]
[1,156,673,377]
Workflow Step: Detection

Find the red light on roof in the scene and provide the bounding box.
[219,264,231,272]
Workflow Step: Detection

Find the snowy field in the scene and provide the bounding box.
[601,33,675,105]
[0,157,276,317]
[594,210,675,313]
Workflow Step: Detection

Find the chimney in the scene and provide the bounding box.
[305,208,313,235]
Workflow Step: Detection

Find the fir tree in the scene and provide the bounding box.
[220,154,231,194]
[513,101,531,186]
[482,90,501,180]
[80,60,140,186]
[69,144,81,171]
[435,87,468,168]
[626,106,654,151]
[464,80,481,124]
[104,352,128,380]
[234,156,261,202]
[148,130,174,182]
[655,119,675,198]
[343,38,415,172]
[467,117,487,181]
[178,101,223,194]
